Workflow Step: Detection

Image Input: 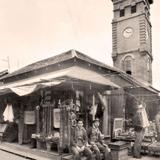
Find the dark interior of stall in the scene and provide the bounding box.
[0,79,110,155]
[15,83,106,153]
[0,94,19,143]
[111,88,160,146]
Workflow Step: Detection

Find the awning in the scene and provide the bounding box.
[0,66,120,96]
[0,81,62,96]
[37,66,120,88]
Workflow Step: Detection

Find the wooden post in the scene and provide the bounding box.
[47,106,50,134]
[59,100,63,154]
[49,105,52,135]
[67,108,71,149]
[83,89,88,129]
[108,93,111,136]
[18,103,24,145]
[44,107,47,136]
[36,105,40,134]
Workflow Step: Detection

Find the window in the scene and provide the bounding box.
[147,58,150,71]
[123,56,133,75]
[120,9,125,17]
[131,5,136,14]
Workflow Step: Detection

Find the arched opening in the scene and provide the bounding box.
[147,57,150,72]
[123,56,133,75]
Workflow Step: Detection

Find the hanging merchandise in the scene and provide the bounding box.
[89,94,98,120]
[133,104,149,128]
[136,104,150,128]
[70,111,77,127]
[53,108,60,128]
[70,99,75,111]
[3,104,14,122]
[24,111,36,125]
[75,90,81,112]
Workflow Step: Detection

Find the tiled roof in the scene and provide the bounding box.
[0,70,8,78]
[118,72,159,93]
[0,49,158,93]
[0,49,119,80]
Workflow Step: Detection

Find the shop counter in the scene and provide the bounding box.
[148,142,160,156]
[109,141,130,160]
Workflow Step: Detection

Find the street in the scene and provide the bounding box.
[0,150,33,160]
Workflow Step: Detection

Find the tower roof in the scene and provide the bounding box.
[111,0,153,4]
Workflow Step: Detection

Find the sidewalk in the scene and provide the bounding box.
[129,156,159,160]
[0,142,61,160]
[0,142,159,160]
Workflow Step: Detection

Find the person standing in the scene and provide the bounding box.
[88,118,110,160]
[132,103,149,159]
[155,110,160,142]
[71,119,92,160]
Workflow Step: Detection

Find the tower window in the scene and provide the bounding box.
[147,58,150,71]
[120,9,125,17]
[123,56,133,75]
[126,71,132,75]
[131,5,136,14]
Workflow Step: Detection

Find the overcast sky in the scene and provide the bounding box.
[0,0,159,89]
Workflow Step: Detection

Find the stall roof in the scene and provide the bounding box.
[0,49,158,94]
[0,70,8,78]
[0,66,120,96]
[0,49,119,80]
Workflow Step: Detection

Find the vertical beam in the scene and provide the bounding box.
[36,105,40,133]
[18,103,24,145]
[83,90,88,129]
[49,105,52,135]
[44,107,47,136]
[59,100,63,154]
[42,106,45,136]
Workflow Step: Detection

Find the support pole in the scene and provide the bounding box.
[18,103,24,144]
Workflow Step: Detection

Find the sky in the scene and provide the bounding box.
[0,0,159,89]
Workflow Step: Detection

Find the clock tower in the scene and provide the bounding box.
[111,0,153,84]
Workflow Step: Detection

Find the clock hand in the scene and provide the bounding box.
[126,30,131,33]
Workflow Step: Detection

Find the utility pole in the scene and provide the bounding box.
[1,56,10,72]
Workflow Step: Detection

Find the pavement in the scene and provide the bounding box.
[0,142,159,160]
[0,142,61,160]
[129,156,159,160]
[0,150,29,160]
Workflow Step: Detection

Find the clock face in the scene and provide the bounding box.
[123,27,134,38]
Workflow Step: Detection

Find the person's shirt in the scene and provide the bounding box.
[76,138,85,152]
[71,126,88,147]
[155,112,160,133]
[132,111,143,130]
[88,125,103,144]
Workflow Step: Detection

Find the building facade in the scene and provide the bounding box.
[111,0,153,84]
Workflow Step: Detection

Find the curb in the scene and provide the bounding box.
[0,143,60,160]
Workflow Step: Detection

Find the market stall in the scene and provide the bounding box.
[30,77,118,154]
[0,64,120,154]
